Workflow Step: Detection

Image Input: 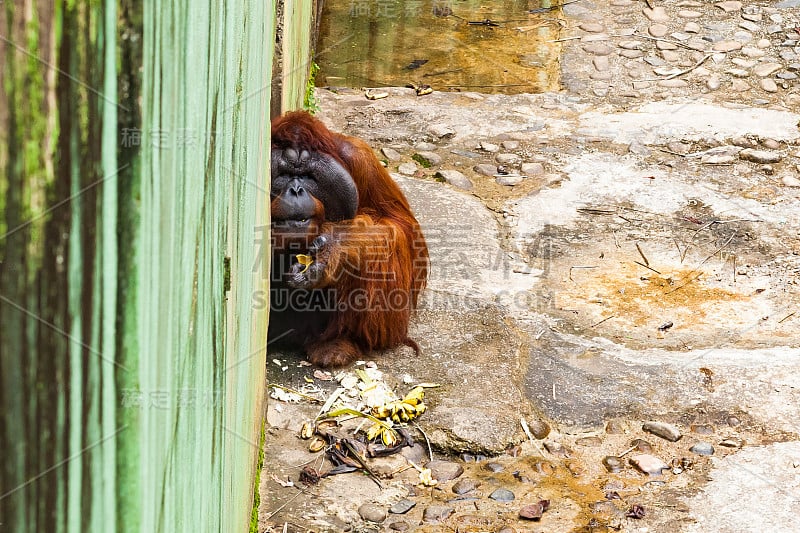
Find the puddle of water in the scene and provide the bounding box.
[316,0,563,94]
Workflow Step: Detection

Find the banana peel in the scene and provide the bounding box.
[296,254,313,274]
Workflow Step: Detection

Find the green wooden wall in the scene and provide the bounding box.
[0,0,282,531]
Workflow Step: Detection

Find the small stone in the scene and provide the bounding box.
[483,462,505,473]
[603,456,625,473]
[702,154,736,164]
[781,175,800,187]
[690,423,715,434]
[707,76,721,90]
[631,438,653,453]
[684,22,701,33]
[777,71,799,80]
[473,164,498,177]
[643,6,670,22]
[479,141,499,153]
[496,175,523,186]
[719,437,744,448]
[398,162,417,176]
[592,56,609,72]
[389,499,416,514]
[749,59,774,73]
[381,147,402,161]
[544,441,570,457]
[566,461,586,476]
[428,124,455,139]
[667,141,692,154]
[452,478,481,494]
[629,454,669,475]
[583,42,615,55]
[427,460,465,481]
[731,79,750,92]
[435,169,473,190]
[732,58,757,68]
[620,49,645,58]
[690,442,715,456]
[527,418,550,439]
[422,506,454,523]
[414,142,436,151]
[662,50,682,61]
[713,40,743,52]
[678,10,702,18]
[489,488,516,502]
[757,38,771,48]
[619,40,643,50]
[580,22,605,32]
[644,55,666,66]
[657,40,679,50]
[762,138,780,149]
[590,71,613,80]
[414,151,442,166]
[359,503,387,523]
[715,1,742,12]
[501,140,519,150]
[739,21,761,33]
[643,421,683,442]
[576,436,603,447]
[739,148,783,163]
[519,500,550,520]
[389,521,410,531]
[727,68,749,78]
[496,153,521,164]
[742,13,763,22]
[628,139,651,155]
[741,46,765,58]
[649,24,669,37]
[658,79,689,88]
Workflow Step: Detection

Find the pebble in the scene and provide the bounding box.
[427,460,465,481]
[713,40,743,51]
[496,175,523,186]
[483,462,505,473]
[684,22,701,33]
[435,169,474,190]
[731,79,750,91]
[415,151,442,166]
[398,162,417,176]
[359,503,387,523]
[501,140,519,150]
[544,441,570,457]
[619,40,643,50]
[690,442,715,456]
[389,521,410,531]
[628,139,651,154]
[643,6,670,22]
[583,42,614,55]
[732,58,757,68]
[649,24,669,37]
[741,46,765,58]
[381,147,402,161]
[631,438,653,453]
[657,40,679,50]
[719,437,744,448]
[580,22,606,32]
[727,68,749,77]
[422,506,455,523]
[629,454,669,475]
[777,71,798,80]
[590,71,613,80]
[658,79,689,87]
[643,421,683,442]
[690,423,715,434]
[496,153,521,164]
[620,49,645,58]
[762,138,781,149]
[414,142,436,151]
[667,141,692,154]
[479,141,499,152]
[715,1,742,12]
[473,164,498,176]
[576,436,603,447]
[389,499,416,514]
[428,124,455,139]
[678,10,702,18]
[782,175,800,187]
[528,418,550,440]
[739,148,782,163]
[519,501,549,520]
[757,38,771,48]
[603,455,625,473]
[452,478,481,494]
[739,21,761,33]
[489,488,516,502]
[742,13,763,22]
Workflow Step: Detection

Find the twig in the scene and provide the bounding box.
[547,35,581,42]
[640,53,713,82]
[635,242,650,267]
[266,487,309,520]
[414,423,434,463]
[666,233,736,294]
[591,315,615,328]
[634,260,662,275]
[778,312,795,324]
[625,31,699,51]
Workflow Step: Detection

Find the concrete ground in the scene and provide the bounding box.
[259,1,800,531]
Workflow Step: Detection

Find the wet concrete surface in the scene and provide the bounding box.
[260,1,800,531]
